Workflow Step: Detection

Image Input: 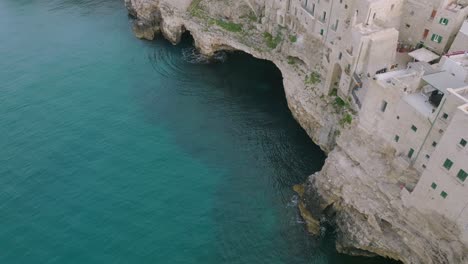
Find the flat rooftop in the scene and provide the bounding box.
[422,71,467,93]
[454,87,468,101]
[409,48,439,63]
[445,53,468,72]
[403,93,434,117]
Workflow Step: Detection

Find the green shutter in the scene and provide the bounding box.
[460,138,467,147]
[437,35,443,43]
[408,148,415,158]
[431,182,437,189]
[439,18,448,25]
[431,34,436,41]
[440,191,448,199]
[395,135,400,142]
[411,125,417,132]
[443,159,453,170]
[457,170,467,182]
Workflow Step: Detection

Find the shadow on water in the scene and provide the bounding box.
[139,33,400,264]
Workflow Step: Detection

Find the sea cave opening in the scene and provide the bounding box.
[149,31,401,264]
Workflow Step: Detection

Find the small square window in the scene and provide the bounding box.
[443,159,453,170]
[457,169,467,182]
[460,138,467,147]
[431,182,437,189]
[440,191,447,199]
[442,113,448,119]
[432,141,437,147]
[411,125,417,132]
[395,135,400,142]
[422,164,427,169]
[425,154,430,159]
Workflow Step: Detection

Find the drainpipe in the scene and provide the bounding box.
[413,97,446,164]
[365,8,372,25]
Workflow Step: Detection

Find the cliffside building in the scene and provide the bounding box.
[272,0,468,244]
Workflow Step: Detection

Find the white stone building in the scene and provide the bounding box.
[399,0,468,54]
[359,50,468,243]
[404,87,468,243]
[449,19,468,52]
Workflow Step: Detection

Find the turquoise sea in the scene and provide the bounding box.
[0,0,397,263]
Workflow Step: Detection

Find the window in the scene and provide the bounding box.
[391,4,395,11]
[422,164,427,169]
[425,154,430,159]
[439,18,449,25]
[440,191,447,199]
[431,182,437,189]
[381,101,388,112]
[395,135,400,142]
[430,9,437,20]
[432,141,437,147]
[338,52,342,60]
[443,159,453,170]
[411,125,417,132]
[457,169,467,182]
[333,19,339,31]
[408,148,415,159]
[422,29,429,40]
[406,24,411,28]
[442,113,448,119]
[460,138,467,147]
[431,34,443,43]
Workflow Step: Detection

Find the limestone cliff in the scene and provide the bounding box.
[123,0,468,263]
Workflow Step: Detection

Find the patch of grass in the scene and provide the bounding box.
[305,71,321,85]
[287,56,296,65]
[289,35,297,43]
[329,88,338,97]
[212,19,243,32]
[263,32,282,49]
[334,97,348,108]
[189,0,203,17]
[241,11,258,22]
[340,113,353,126]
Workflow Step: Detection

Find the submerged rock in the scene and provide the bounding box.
[132,20,158,40]
[294,184,320,236]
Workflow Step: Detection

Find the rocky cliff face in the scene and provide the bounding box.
[124,0,468,263]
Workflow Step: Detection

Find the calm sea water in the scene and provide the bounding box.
[0,0,397,263]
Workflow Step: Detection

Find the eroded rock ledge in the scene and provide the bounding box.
[124,0,468,263]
